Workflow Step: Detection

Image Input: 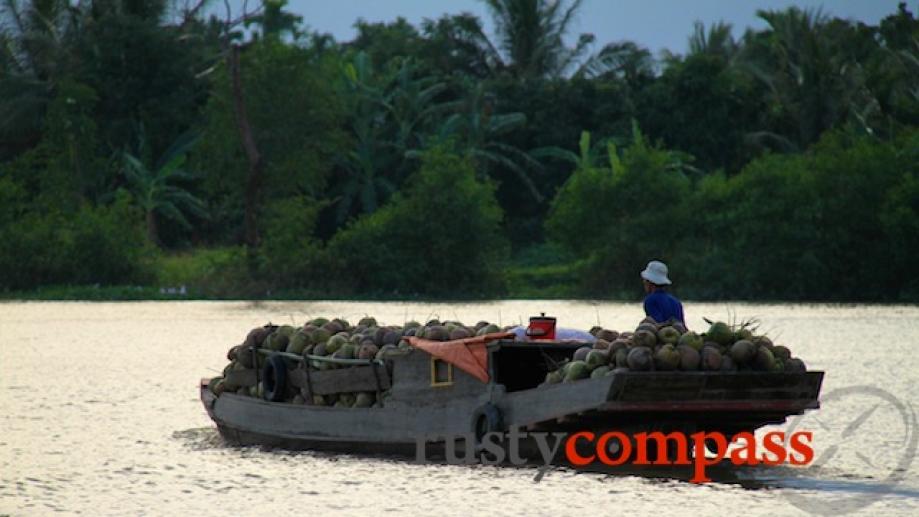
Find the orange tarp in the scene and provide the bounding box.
[404,331,515,383]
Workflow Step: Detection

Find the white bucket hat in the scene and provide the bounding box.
[640,260,671,285]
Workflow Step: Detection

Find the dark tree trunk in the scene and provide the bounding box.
[146,209,159,247]
[227,44,263,250]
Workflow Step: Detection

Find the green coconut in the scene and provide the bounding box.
[236,346,254,368]
[208,376,223,394]
[564,361,590,382]
[311,395,327,406]
[720,355,737,372]
[784,357,807,372]
[597,329,619,342]
[425,325,450,341]
[286,332,311,355]
[585,350,610,370]
[640,316,658,325]
[369,327,386,346]
[449,327,472,340]
[754,346,776,371]
[735,327,754,341]
[677,345,701,370]
[244,327,272,348]
[573,346,592,362]
[312,328,332,344]
[772,345,791,362]
[292,394,305,405]
[354,392,375,408]
[654,344,680,371]
[308,317,330,327]
[609,339,630,352]
[357,343,379,360]
[358,317,377,328]
[636,323,658,334]
[591,366,611,378]
[278,325,296,337]
[544,370,563,384]
[339,393,357,407]
[375,344,397,360]
[614,347,629,368]
[701,347,723,371]
[593,339,610,350]
[381,330,400,345]
[707,322,734,346]
[322,321,344,335]
[312,343,329,356]
[589,326,603,336]
[476,324,501,336]
[657,326,681,345]
[325,334,347,354]
[702,341,724,353]
[266,332,289,351]
[730,340,756,365]
[633,329,658,348]
[340,344,357,359]
[627,347,654,371]
[678,331,704,351]
[672,322,688,334]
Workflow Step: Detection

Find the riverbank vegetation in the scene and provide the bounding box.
[1,1,917,301]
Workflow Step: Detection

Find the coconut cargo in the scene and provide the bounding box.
[201,315,823,462]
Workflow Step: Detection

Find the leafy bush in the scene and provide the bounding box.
[0,191,151,290]
[546,127,691,295]
[258,196,326,286]
[326,147,509,296]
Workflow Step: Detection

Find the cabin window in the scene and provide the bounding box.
[430,358,453,387]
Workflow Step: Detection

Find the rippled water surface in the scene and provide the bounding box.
[2,301,918,516]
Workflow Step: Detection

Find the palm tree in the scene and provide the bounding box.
[531,130,619,171]
[122,132,207,245]
[334,52,451,223]
[422,0,593,79]
[688,21,738,60]
[427,78,544,201]
[483,0,593,78]
[0,0,84,155]
[741,7,876,151]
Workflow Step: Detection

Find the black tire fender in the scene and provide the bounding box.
[471,403,503,443]
[262,353,287,402]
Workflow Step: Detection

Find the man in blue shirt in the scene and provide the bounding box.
[641,260,685,325]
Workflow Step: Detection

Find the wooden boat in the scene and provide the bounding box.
[200,337,824,461]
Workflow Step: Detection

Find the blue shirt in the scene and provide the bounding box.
[643,290,685,325]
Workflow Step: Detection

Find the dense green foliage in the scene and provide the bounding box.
[325,148,509,296]
[1,0,918,301]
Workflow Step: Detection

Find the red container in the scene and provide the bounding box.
[526,313,557,340]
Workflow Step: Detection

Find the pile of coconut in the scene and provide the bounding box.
[210,317,506,407]
[543,317,807,384]
[209,315,810,404]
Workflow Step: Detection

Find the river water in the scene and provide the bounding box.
[1,301,917,516]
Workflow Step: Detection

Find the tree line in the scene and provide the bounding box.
[1,0,917,301]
